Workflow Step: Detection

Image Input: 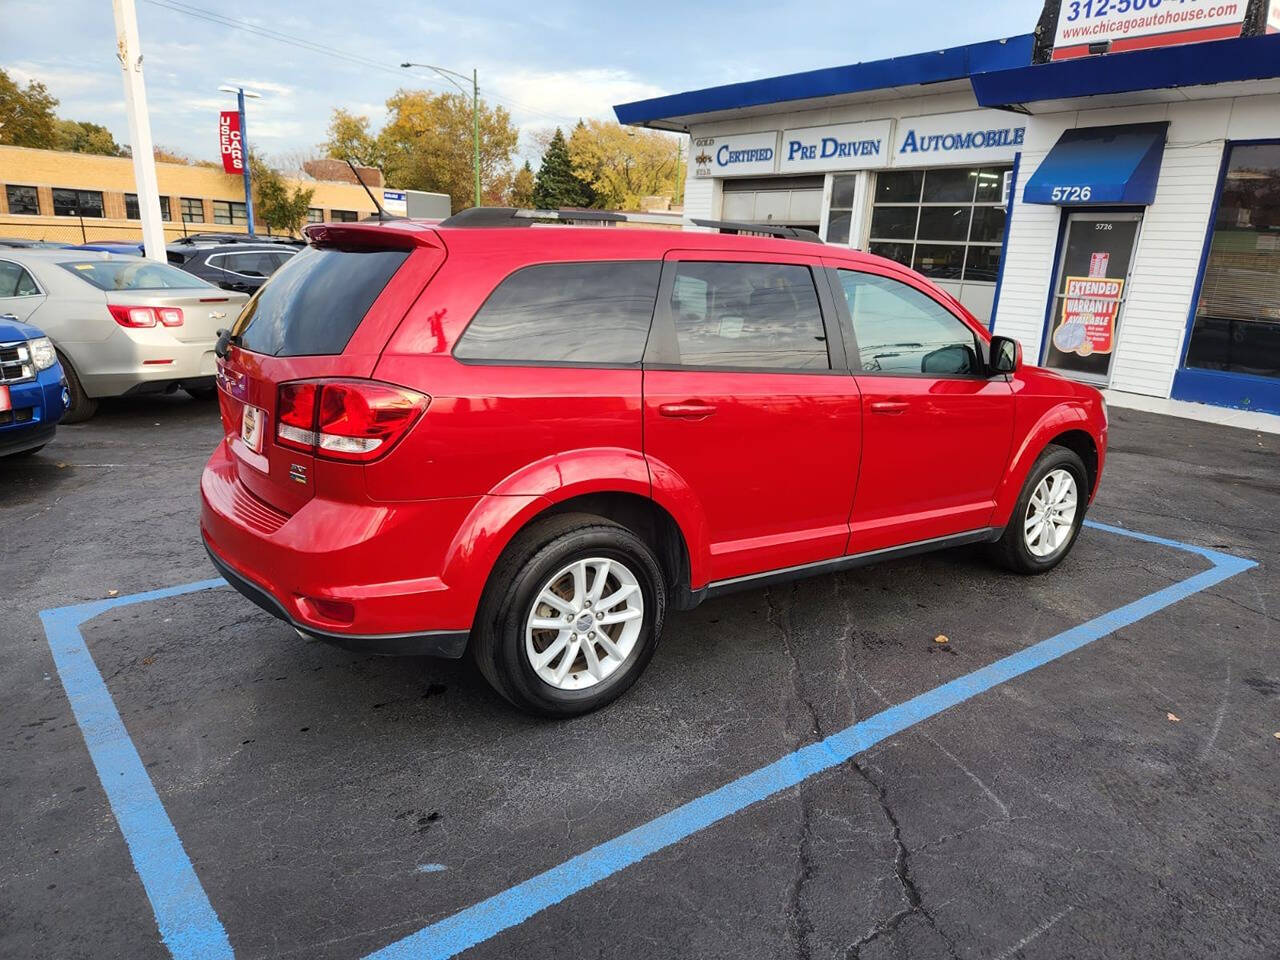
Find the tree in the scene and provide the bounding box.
[250,155,315,236]
[508,160,535,207]
[55,119,125,156]
[0,68,58,149]
[567,120,681,210]
[323,109,383,169]
[531,128,595,210]
[323,91,518,211]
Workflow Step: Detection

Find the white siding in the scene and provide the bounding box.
[993,96,1279,397]
[681,169,718,223]
[1110,138,1222,396]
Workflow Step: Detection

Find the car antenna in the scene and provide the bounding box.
[344,157,392,221]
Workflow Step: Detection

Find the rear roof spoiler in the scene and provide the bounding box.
[302,221,442,249]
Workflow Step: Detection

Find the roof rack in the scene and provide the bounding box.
[689,218,822,243]
[436,207,823,243]
[171,233,304,246]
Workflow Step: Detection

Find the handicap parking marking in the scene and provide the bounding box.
[37,522,1256,960]
[39,578,232,960]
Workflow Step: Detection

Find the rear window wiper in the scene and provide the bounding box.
[215,328,240,358]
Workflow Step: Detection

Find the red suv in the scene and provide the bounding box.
[201,215,1107,716]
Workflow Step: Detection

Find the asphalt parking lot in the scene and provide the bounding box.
[2,396,1278,960]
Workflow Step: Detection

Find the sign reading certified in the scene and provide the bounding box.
[779,119,893,173]
[893,111,1025,167]
[693,132,779,178]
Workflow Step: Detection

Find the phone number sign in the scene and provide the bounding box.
[1053,276,1124,357]
[1052,0,1247,59]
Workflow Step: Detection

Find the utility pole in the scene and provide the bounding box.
[401,62,481,208]
[472,68,480,209]
[112,0,165,262]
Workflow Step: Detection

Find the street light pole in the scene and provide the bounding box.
[219,85,261,237]
[400,61,480,209]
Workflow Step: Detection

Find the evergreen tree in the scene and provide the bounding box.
[531,128,594,209]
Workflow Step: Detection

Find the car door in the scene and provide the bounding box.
[0,259,47,323]
[643,251,862,584]
[826,263,1014,554]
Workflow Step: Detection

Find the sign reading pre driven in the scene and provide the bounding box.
[693,132,779,177]
[779,120,893,173]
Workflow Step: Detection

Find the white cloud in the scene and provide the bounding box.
[5,61,108,97]
[488,67,665,127]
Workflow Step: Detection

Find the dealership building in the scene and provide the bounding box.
[616,10,1280,415]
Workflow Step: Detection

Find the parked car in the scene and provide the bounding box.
[0,310,67,457]
[0,238,72,249]
[201,217,1108,716]
[167,235,301,294]
[0,249,249,422]
[75,241,145,256]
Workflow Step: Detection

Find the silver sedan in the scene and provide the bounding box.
[0,249,249,421]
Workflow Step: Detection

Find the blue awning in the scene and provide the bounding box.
[1023,122,1168,206]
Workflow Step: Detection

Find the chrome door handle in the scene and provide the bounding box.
[658,401,717,420]
[869,400,909,414]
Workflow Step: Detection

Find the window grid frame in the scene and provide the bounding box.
[868,166,1009,284]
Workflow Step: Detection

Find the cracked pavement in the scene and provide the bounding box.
[2,395,1278,959]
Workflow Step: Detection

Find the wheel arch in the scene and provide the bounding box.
[992,402,1102,529]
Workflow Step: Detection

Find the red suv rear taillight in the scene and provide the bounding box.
[275,379,428,462]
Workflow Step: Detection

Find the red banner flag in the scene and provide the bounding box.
[219,111,243,174]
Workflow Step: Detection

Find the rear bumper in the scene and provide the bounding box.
[74,327,218,399]
[200,440,482,655]
[203,539,468,657]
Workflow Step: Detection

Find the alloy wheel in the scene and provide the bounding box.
[1023,468,1079,558]
[524,557,644,691]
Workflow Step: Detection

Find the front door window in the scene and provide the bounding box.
[1043,212,1142,384]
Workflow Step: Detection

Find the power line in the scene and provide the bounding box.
[139,0,579,126]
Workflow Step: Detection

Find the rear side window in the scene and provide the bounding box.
[233,245,408,357]
[454,261,660,365]
[669,261,828,370]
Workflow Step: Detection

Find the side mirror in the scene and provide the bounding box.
[989,335,1021,375]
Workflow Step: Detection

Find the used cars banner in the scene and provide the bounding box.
[219,111,244,175]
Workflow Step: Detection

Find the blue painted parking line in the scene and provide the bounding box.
[39,578,232,960]
[37,521,1255,960]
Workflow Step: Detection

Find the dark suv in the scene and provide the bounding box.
[167,235,301,293]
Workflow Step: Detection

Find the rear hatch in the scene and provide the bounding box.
[215,224,444,514]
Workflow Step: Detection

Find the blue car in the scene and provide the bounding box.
[0,313,68,458]
[74,241,145,256]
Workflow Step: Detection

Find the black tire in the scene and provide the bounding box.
[57,352,97,424]
[990,444,1088,575]
[470,512,666,717]
[184,385,218,401]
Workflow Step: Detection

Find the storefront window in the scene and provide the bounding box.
[1184,143,1280,381]
[826,175,858,244]
[868,167,1009,282]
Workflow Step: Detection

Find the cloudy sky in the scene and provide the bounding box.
[2,0,1039,166]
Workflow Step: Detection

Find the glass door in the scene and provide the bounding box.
[1043,211,1143,384]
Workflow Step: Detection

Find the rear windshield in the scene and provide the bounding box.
[59,259,213,290]
[232,245,409,357]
